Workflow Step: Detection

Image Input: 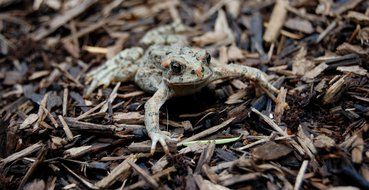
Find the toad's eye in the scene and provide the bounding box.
[204,52,211,65]
[170,61,182,74]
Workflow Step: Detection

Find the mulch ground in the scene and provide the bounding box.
[1,0,369,189]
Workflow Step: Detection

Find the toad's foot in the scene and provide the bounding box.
[85,47,144,96]
[211,64,279,100]
[148,130,172,155]
[144,82,174,154]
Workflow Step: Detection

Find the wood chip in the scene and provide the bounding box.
[178,117,235,146]
[285,18,314,34]
[333,0,363,15]
[337,65,368,76]
[113,112,144,124]
[128,161,159,189]
[274,87,288,124]
[292,47,314,76]
[58,115,74,141]
[20,113,39,129]
[314,135,335,149]
[252,141,292,161]
[352,134,364,164]
[95,154,137,189]
[293,160,309,190]
[251,108,287,136]
[193,10,234,46]
[302,62,329,81]
[347,11,369,25]
[32,0,98,40]
[221,173,261,186]
[0,142,43,167]
[316,21,337,43]
[263,0,289,43]
[195,143,215,174]
[322,75,347,104]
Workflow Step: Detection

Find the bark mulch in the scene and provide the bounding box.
[1,0,369,189]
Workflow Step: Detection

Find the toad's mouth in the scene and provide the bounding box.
[164,71,213,86]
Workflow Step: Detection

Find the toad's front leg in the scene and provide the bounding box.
[211,64,279,100]
[145,82,174,154]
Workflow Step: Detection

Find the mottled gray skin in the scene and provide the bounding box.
[86,23,279,154]
[134,45,213,95]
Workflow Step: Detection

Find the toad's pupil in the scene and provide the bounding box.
[205,53,211,64]
[170,61,181,73]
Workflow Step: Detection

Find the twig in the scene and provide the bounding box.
[61,163,98,189]
[128,161,159,189]
[17,146,46,190]
[58,115,74,141]
[125,167,176,190]
[251,108,305,155]
[251,108,286,136]
[316,21,337,43]
[100,82,120,112]
[200,0,231,22]
[221,173,261,186]
[40,106,59,128]
[64,117,117,134]
[32,0,99,40]
[178,117,235,146]
[75,100,107,121]
[63,88,68,116]
[238,135,292,151]
[0,142,43,167]
[294,160,309,190]
[95,154,137,189]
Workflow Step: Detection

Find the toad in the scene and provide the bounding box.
[86,22,279,154]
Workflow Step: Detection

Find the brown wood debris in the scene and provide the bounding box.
[1,0,369,189]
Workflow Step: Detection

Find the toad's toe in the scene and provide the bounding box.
[149,132,171,155]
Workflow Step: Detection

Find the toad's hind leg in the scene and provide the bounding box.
[85,47,144,96]
[211,64,279,100]
[140,22,188,46]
